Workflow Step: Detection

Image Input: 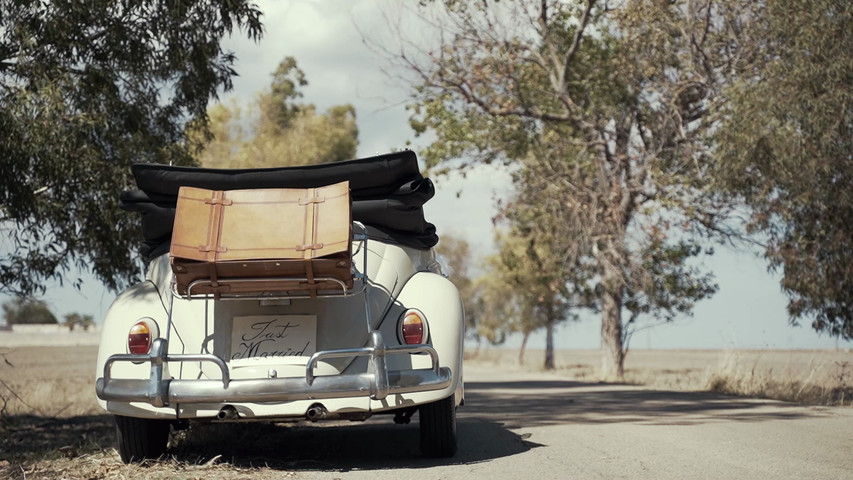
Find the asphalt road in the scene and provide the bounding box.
[250,364,853,480]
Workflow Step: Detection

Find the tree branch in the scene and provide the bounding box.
[560,0,597,92]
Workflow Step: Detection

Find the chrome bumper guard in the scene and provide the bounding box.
[95,331,451,408]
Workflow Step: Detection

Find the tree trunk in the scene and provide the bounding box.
[544,319,555,370]
[600,273,625,380]
[519,331,530,365]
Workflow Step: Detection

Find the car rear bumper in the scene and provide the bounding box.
[95,331,451,408]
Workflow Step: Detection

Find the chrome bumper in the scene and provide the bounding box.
[95,331,451,408]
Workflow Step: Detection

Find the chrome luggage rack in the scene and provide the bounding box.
[168,221,370,302]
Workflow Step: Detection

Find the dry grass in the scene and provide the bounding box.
[0,346,303,479]
[465,347,853,406]
[0,346,101,419]
[703,350,853,406]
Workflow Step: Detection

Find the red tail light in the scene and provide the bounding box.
[127,321,153,354]
[399,309,428,345]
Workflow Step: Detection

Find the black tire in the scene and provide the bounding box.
[419,394,457,457]
[114,415,170,463]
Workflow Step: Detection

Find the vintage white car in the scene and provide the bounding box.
[95,151,464,462]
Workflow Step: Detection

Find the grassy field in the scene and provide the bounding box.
[0,344,851,479]
[467,347,853,405]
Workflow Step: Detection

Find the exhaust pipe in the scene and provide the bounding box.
[216,405,238,420]
[305,403,328,421]
[305,404,371,422]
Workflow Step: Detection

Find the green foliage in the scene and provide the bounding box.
[470,271,516,346]
[268,56,308,129]
[473,225,585,369]
[436,230,577,364]
[0,0,263,295]
[713,0,853,338]
[193,56,359,168]
[435,235,480,340]
[487,231,576,334]
[62,312,95,332]
[2,298,57,325]
[622,236,718,350]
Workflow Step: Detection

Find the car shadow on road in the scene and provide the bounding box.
[463,379,825,428]
[0,412,539,474]
[0,413,116,460]
[171,415,542,472]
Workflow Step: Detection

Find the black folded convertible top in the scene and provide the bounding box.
[121,151,439,260]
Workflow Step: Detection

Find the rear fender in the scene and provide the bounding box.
[370,272,464,411]
[95,280,176,417]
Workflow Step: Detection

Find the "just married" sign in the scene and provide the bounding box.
[230,315,317,361]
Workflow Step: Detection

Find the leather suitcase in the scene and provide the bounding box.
[169,182,352,297]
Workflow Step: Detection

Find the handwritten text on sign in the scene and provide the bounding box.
[231,315,317,361]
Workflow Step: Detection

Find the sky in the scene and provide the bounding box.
[19,0,852,351]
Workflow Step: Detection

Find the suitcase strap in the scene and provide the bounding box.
[202,190,230,261]
[305,259,316,298]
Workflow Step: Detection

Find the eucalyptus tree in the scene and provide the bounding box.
[193,56,359,169]
[0,1,263,295]
[378,0,744,377]
[713,0,853,340]
[486,230,578,370]
[1,297,56,325]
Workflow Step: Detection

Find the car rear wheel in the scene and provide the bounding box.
[114,415,170,463]
[419,394,457,457]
